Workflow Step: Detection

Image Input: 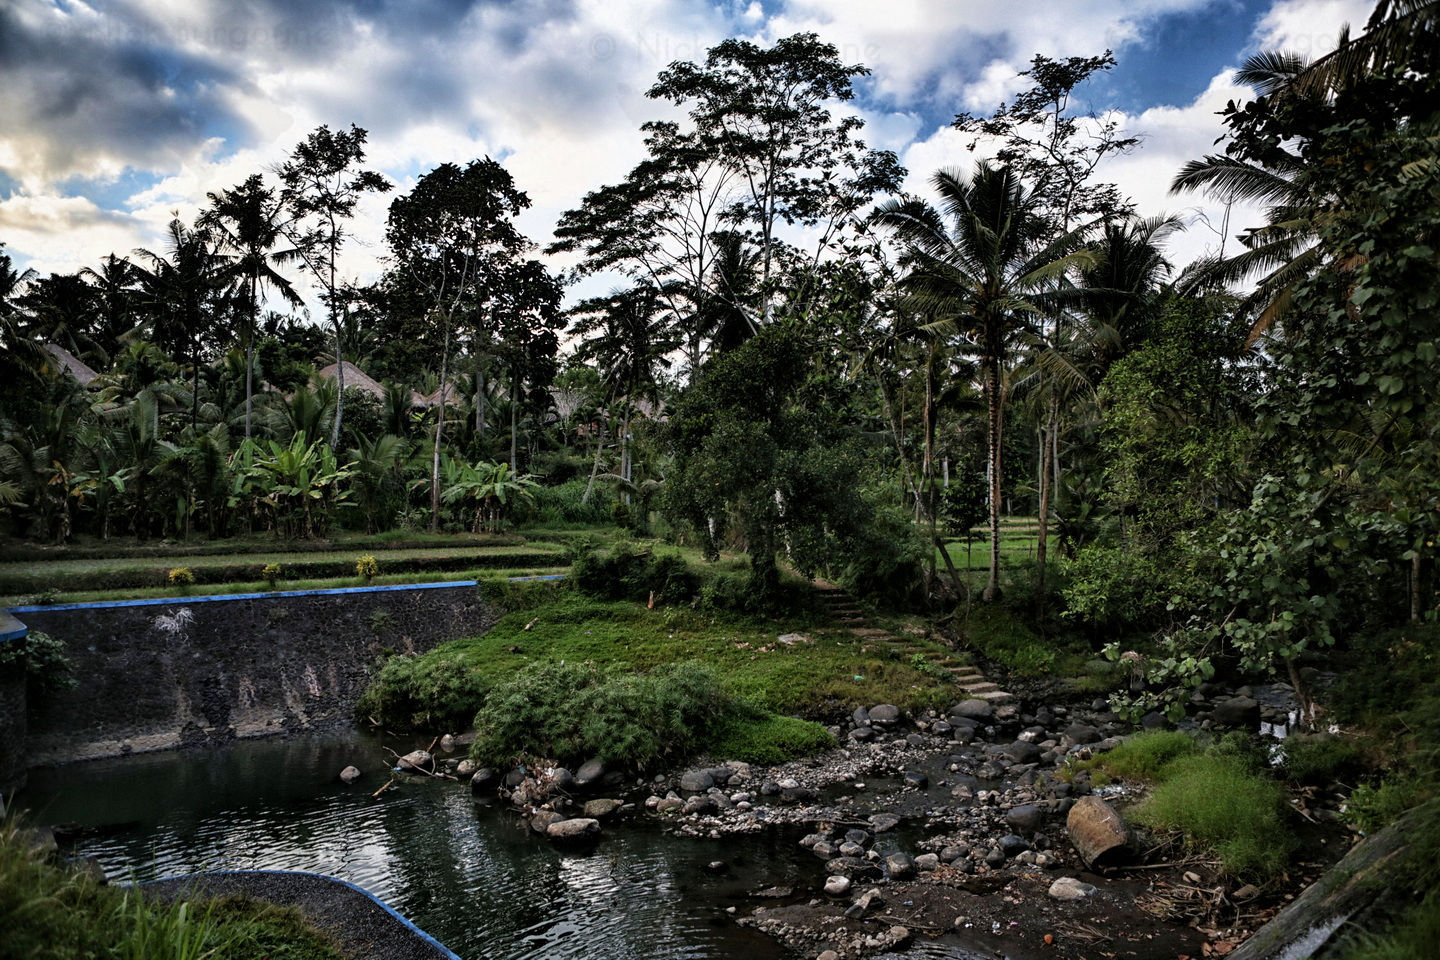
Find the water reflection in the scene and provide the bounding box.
[19,730,802,960]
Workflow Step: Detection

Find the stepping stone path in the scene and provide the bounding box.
[813,582,1013,704]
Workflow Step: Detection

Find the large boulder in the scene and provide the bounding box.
[1213,696,1261,728]
[1066,796,1135,868]
[547,818,601,841]
[951,699,994,721]
[679,769,715,792]
[868,704,901,724]
[582,798,623,819]
[574,759,606,789]
[529,811,567,834]
[396,750,432,772]
[470,767,499,794]
[1005,803,1044,832]
[1002,740,1043,764]
[338,765,362,784]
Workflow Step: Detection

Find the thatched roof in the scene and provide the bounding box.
[317,361,386,400]
[44,343,101,388]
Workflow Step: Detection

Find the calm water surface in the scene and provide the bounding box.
[20,729,820,960]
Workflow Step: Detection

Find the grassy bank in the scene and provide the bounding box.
[358,579,958,766]
[0,825,344,960]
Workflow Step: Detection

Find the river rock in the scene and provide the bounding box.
[884,852,915,879]
[824,875,852,896]
[999,834,1029,857]
[470,768,499,794]
[1214,696,1261,727]
[454,759,477,780]
[682,795,716,815]
[575,799,616,820]
[397,750,432,772]
[547,818,601,841]
[849,726,875,742]
[1049,877,1097,901]
[1066,796,1134,868]
[551,767,575,791]
[914,853,940,872]
[868,704,901,724]
[1063,723,1101,746]
[679,770,714,792]
[530,811,567,834]
[852,706,871,727]
[1006,803,1044,831]
[574,759,605,788]
[869,813,901,833]
[339,765,361,784]
[439,733,456,752]
[902,770,928,789]
[503,767,526,788]
[1003,740,1043,764]
[844,888,885,919]
[952,699,994,720]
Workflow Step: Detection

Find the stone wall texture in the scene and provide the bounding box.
[14,584,498,766]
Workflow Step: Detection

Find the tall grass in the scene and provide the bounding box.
[0,822,345,960]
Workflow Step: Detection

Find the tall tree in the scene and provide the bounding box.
[874,163,1094,600]
[198,175,303,439]
[385,158,533,531]
[953,51,1138,591]
[133,219,224,431]
[278,124,393,447]
[551,33,903,373]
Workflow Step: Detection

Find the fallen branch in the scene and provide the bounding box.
[371,779,396,799]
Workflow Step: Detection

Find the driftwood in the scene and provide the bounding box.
[1230,807,1423,960]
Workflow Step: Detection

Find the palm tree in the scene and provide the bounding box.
[570,285,677,504]
[79,253,142,356]
[134,219,225,431]
[198,175,303,440]
[874,162,1095,600]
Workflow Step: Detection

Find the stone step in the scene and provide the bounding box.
[970,689,1013,702]
[849,628,890,638]
[959,681,1001,695]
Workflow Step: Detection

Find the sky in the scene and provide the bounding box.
[0,0,1376,313]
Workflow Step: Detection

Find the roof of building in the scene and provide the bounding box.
[44,343,101,387]
[316,361,387,400]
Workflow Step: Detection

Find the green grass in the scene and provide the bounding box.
[0,529,530,563]
[1064,731,1296,879]
[359,587,957,736]
[1075,730,1200,781]
[1132,752,1296,878]
[0,823,345,960]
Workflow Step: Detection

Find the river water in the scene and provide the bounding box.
[19,729,821,960]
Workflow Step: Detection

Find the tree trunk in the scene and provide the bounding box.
[509,377,519,473]
[581,412,606,505]
[983,353,1004,602]
[244,279,256,441]
[332,315,345,449]
[1035,396,1058,600]
[430,311,451,533]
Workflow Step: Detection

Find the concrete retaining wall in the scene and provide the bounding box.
[6,581,505,769]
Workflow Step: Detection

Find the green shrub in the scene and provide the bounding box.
[167,567,195,587]
[1132,753,1296,878]
[1061,544,1176,635]
[355,650,491,731]
[262,563,282,589]
[354,555,379,581]
[522,478,616,526]
[708,711,836,763]
[0,630,75,695]
[470,659,741,769]
[1347,775,1436,833]
[571,542,699,605]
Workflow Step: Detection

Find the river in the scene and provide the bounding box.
[19,729,820,959]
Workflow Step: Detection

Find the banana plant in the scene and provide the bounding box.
[439,457,538,533]
[232,434,356,537]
